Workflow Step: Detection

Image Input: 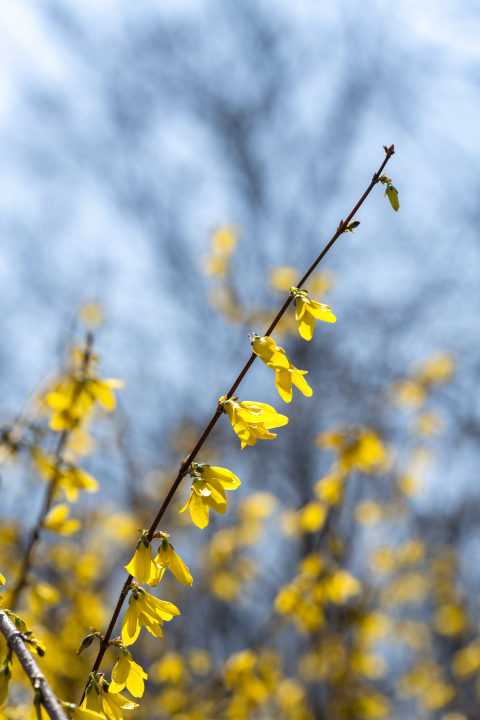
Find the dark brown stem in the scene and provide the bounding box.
[80,145,395,702]
[0,609,67,720]
[9,334,94,610]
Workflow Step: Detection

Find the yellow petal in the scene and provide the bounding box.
[166,547,193,586]
[275,370,293,403]
[189,493,210,528]
[112,652,130,685]
[291,370,313,397]
[126,660,148,697]
[307,299,337,323]
[297,310,315,340]
[294,297,307,321]
[121,602,141,646]
[199,465,241,490]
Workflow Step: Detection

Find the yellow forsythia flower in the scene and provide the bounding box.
[0,573,5,587]
[385,182,399,211]
[110,650,148,698]
[62,702,105,720]
[179,463,240,529]
[218,396,288,449]
[83,682,138,720]
[153,538,193,586]
[250,334,312,403]
[121,587,180,646]
[43,503,81,535]
[290,288,336,341]
[125,537,157,585]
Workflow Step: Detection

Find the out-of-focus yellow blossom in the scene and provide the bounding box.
[109,650,148,698]
[153,538,193,586]
[396,539,425,565]
[317,426,389,474]
[46,375,123,431]
[324,570,361,605]
[394,620,431,650]
[410,411,444,437]
[78,301,104,329]
[389,379,427,408]
[187,648,213,676]
[121,586,180,646]
[314,472,343,505]
[30,582,60,614]
[415,351,455,386]
[370,547,395,575]
[433,604,466,636]
[150,652,186,684]
[203,225,239,279]
[180,464,240,529]
[43,504,81,535]
[0,573,4,587]
[381,572,430,606]
[355,501,382,526]
[453,638,480,678]
[33,450,99,502]
[351,651,387,680]
[309,270,334,297]
[290,287,336,340]
[269,266,299,292]
[397,472,424,496]
[299,501,327,533]
[219,396,288,449]
[125,537,157,585]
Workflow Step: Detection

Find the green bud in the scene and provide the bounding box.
[77,632,98,655]
[161,537,170,552]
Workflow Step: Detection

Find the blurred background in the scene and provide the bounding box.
[1,1,480,719]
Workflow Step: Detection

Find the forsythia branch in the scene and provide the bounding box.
[81,144,396,702]
[0,608,67,720]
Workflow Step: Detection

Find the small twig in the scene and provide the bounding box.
[80,144,395,702]
[9,334,94,610]
[0,609,67,720]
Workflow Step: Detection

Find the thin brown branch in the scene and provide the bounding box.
[80,144,395,702]
[9,334,94,610]
[0,609,67,720]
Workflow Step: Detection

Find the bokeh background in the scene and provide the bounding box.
[1,1,480,719]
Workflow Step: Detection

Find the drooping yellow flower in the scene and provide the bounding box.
[109,650,148,698]
[43,503,81,535]
[125,536,157,585]
[121,587,180,646]
[250,335,290,369]
[290,287,336,341]
[179,463,241,529]
[82,679,138,720]
[218,396,288,449]
[153,538,193,586]
[62,702,105,720]
[250,334,312,403]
